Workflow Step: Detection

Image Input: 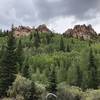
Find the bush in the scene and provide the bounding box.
[7,74,38,100]
[57,83,83,100]
[83,89,100,100]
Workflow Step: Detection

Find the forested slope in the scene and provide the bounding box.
[0,26,100,99]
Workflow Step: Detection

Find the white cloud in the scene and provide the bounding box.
[47,13,100,33]
[48,16,76,33]
[0,0,100,33]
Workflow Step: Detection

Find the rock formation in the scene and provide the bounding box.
[13,24,52,37]
[13,26,35,37]
[36,24,52,33]
[63,24,97,39]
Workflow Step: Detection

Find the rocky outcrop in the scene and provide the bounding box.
[13,24,52,37]
[13,26,35,37]
[36,24,52,33]
[63,24,97,39]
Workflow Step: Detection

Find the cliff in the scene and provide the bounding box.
[63,24,97,39]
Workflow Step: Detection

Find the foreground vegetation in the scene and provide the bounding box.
[0,29,100,100]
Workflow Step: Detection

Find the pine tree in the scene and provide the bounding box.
[16,39,24,72]
[46,33,51,44]
[81,48,98,90]
[47,65,57,94]
[75,65,82,87]
[80,35,84,40]
[29,32,33,41]
[87,48,98,89]
[30,81,39,100]
[0,31,17,97]
[67,63,82,87]
[59,37,65,52]
[0,45,5,59]
[66,44,70,52]
[34,30,40,49]
[22,63,29,78]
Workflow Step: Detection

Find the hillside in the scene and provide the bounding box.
[0,25,100,100]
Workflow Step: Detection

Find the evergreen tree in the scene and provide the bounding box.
[67,60,82,87]
[29,32,33,41]
[46,33,51,44]
[87,48,98,89]
[22,63,29,78]
[66,44,70,52]
[75,65,82,87]
[30,81,39,100]
[47,65,57,94]
[0,45,5,59]
[34,30,40,49]
[16,39,24,72]
[0,31,17,97]
[59,37,65,52]
[81,48,98,90]
[80,36,84,40]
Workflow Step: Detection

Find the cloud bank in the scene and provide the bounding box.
[0,0,100,33]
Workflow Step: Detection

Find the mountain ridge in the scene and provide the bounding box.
[8,24,99,40]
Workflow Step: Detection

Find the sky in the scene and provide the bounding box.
[0,0,100,33]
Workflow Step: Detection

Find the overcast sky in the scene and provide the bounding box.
[0,0,100,33]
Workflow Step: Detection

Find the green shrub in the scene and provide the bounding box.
[7,74,38,100]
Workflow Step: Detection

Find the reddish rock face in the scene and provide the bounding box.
[13,24,51,37]
[36,24,52,33]
[63,24,97,39]
[13,26,35,37]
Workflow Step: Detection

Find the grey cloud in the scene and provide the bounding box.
[33,0,99,20]
[0,0,38,28]
[0,0,99,29]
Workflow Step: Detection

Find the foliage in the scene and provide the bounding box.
[46,65,57,94]
[0,31,100,99]
[7,74,39,100]
[0,31,17,97]
[16,39,24,72]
